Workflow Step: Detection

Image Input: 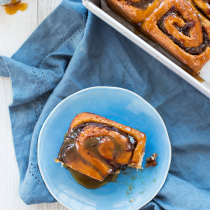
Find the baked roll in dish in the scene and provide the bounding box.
[55,112,146,181]
[141,0,210,73]
[106,0,163,24]
[106,0,210,73]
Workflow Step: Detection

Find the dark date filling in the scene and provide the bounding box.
[157,7,210,55]
[57,122,137,171]
[125,0,155,10]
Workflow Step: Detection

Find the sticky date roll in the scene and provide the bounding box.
[55,113,146,181]
[141,0,210,72]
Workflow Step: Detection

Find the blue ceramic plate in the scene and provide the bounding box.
[38,86,171,210]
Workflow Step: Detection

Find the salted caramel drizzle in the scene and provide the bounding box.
[63,164,119,189]
[157,7,210,55]
[57,122,136,180]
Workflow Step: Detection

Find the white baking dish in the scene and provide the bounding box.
[82,0,210,98]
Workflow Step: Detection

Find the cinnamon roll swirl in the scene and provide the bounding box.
[55,113,146,181]
[106,0,210,72]
[141,0,210,72]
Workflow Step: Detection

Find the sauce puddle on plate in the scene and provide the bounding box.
[64,164,118,189]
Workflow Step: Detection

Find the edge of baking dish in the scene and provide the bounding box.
[83,0,210,98]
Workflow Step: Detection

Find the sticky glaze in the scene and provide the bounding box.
[57,122,137,186]
[64,164,119,189]
[157,7,210,55]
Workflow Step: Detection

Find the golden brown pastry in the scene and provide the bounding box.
[186,0,210,32]
[191,0,210,20]
[106,0,163,24]
[106,0,210,73]
[55,112,146,181]
[141,0,210,73]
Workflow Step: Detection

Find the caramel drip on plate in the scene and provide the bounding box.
[64,164,119,189]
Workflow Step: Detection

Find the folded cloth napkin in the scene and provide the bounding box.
[1,0,210,208]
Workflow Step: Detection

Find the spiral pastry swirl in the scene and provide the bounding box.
[141,0,210,72]
[56,113,146,181]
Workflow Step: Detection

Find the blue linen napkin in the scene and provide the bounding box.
[1,0,210,208]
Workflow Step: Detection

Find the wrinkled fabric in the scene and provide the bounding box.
[1,0,210,209]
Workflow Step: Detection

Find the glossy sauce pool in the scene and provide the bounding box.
[64,164,119,189]
[57,122,137,189]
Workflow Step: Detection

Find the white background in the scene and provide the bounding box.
[0,0,69,209]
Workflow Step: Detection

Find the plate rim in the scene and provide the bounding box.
[38,86,172,210]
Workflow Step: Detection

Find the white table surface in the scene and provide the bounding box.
[0,1,69,209]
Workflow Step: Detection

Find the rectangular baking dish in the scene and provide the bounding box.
[82,0,210,98]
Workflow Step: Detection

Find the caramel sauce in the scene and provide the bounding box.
[193,74,205,82]
[157,8,210,55]
[135,26,205,79]
[134,28,141,36]
[181,65,204,82]
[57,122,136,188]
[64,164,118,189]
[3,0,28,15]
